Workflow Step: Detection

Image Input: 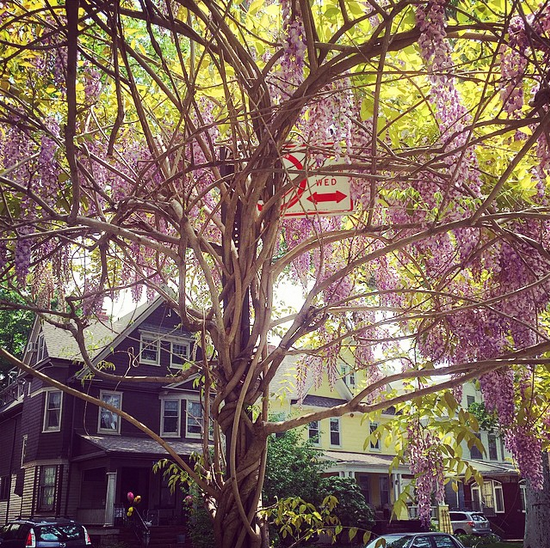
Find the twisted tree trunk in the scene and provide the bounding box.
[524,451,550,548]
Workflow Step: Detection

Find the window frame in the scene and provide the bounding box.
[161,398,181,437]
[185,399,203,439]
[139,333,160,365]
[329,417,341,447]
[471,479,505,514]
[493,482,505,513]
[469,434,483,460]
[38,465,57,512]
[42,389,63,432]
[487,433,498,460]
[369,421,380,451]
[21,434,27,467]
[308,421,321,445]
[98,390,122,435]
[519,480,527,513]
[170,340,191,369]
[36,332,47,363]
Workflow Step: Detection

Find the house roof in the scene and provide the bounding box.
[292,395,347,407]
[36,298,161,363]
[78,434,204,457]
[323,450,410,473]
[463,459,518,477]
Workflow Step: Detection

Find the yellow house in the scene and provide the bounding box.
[270,357,412,521]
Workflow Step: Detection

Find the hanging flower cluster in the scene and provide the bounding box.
[276,0,307,98]
[406,419,445,526]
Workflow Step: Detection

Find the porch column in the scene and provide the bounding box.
[104,471,117,527]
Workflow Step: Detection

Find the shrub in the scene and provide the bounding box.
[456,533,502,547]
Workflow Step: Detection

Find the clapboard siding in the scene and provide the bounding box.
[19,467,36,518]
[6,473,22,521]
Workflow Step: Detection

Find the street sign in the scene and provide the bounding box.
[257,150,354,218]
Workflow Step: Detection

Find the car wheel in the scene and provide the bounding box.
[455,530,466,535]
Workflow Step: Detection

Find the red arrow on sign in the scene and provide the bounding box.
[307,191,347,204]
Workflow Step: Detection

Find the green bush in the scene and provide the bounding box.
[318,476,375,532]
[455,534,502,547]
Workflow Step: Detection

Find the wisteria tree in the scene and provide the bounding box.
[2,0,550,546]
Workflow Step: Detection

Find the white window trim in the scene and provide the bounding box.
[471,479,505,514]
[308,421,321,445]
[170,340,191,369]
[35,332,47,363]
[487,433,499,461]
[519,480,527,513]
[493,481,505,513]
[161,399,181,437]
[369,421,380,451]
[140,333,160,365]
[38,465,57,512]
[42,389,62,433]
[98,390,122,435]
[186,399,203,439]
[329,417,341,447]
[21,435,27,468]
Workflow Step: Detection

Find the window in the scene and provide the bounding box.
[308,421,320,445]
[38,465,57,512]
[470,434,483,459]
[170,341,191,368]
[411,536,432,548]
[466,395,475,408]
[43,390,62,432]
[488,434,498,460]
[434,535,461,548]
[344,371,356,387]
[520,480,527,512]
[494,482,505,513]
[471,480,505,514]
[36,332,47,362]
[329,418,340,446]
[98,391,122,434]
[0,475,9,500]
[357,475,370,503]
[186,400,203,438]
[379,476,390,507]
[369,422,380,451]
[21,435,27,467]
[140,334,160,365]
[161,399,180,437]
[341,365,356,389]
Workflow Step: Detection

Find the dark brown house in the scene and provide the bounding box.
[0,298,205,545]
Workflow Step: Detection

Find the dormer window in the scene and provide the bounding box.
[34,332,47,362]
[140,334,160,365]
[341,365,356,389]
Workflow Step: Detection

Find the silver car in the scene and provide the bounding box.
[448,511,492,535]
[365,532,467,548]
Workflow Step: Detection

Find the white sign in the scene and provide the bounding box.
[257,151,354,218]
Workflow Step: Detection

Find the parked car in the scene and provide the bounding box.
[365,532,466,548]
[0,518,92,548]
[448,511,492,536]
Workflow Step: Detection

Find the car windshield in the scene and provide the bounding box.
[368,534,414,548]
[36,524,84,542]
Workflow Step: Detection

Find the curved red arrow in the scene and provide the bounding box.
[307,190,347,204]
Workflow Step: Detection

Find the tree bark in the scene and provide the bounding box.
[524,451,550,548]
[213,413,268,548]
